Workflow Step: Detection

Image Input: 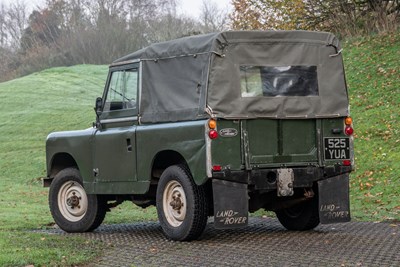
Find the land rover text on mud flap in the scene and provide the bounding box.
[45,31,354,241]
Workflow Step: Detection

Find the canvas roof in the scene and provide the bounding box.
[113,31,348,123]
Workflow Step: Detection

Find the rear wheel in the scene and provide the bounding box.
[275,197,320,231]
[49,167,106,232]
[156,165,208,241]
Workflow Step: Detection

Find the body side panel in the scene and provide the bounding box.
[136,120,208,186]
[46,128,95,189]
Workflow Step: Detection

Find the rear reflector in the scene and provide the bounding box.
[343,160,351,166]
[212,165,222,171]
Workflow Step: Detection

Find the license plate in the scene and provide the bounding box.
[324,138,350,160]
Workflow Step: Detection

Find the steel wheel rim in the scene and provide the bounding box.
[57,181,88,222]
[163,180,187,227]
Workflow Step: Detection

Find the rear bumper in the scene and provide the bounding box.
[212,165,352,190]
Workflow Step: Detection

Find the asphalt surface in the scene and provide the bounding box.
[46,217,400,266]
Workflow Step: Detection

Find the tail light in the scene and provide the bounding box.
[345,126,354,135]
[209,129,218,139]
[208,118,217,129]
[344,116,354,136]
[343,117,354,166]
[207,118,218,139]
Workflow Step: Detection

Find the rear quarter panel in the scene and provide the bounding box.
[136,120,208,185]
[210,120,242,170]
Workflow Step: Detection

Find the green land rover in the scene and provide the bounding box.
[45,31,354,241]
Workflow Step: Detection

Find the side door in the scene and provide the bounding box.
[93,63,139,194]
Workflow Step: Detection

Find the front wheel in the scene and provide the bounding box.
[156,165,208,241]
[49,167,106,232]
[275,197,320,231]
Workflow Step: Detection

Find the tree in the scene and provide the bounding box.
[0,4,7,46]
[231,0,400,36]
[20,9,62,51]
[199,0,229,32]
[231,0,307,30]
[3,0,29,50]
[0,0,233,82]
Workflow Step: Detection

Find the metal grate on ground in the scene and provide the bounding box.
[41,217,400,267]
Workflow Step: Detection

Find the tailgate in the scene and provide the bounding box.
[244,119,318,166]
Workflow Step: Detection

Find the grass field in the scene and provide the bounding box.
[343,33,400,222]
[0,65,158,266]
[0,33,399,266]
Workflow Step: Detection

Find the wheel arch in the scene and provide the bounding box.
[45,153,78,187]
[150,150,188,183]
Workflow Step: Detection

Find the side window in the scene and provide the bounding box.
[103,69,138,112]
[240,65,319,97]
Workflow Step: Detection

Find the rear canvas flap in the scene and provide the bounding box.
[207,31,349,119]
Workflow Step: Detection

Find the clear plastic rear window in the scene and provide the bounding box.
[240,66,319,97]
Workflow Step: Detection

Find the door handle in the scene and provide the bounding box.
[126,138,132,152]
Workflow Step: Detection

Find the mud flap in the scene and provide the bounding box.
[318,173,351,224]
[212,179,248,229]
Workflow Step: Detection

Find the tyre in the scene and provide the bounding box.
[156,165,208,241]
[49,167,106,232]
[275,197,320,231]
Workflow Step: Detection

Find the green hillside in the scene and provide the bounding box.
[0,65,158,266]
[0,33,399,266]
[343,33,400,222]
[0,65,109,266]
